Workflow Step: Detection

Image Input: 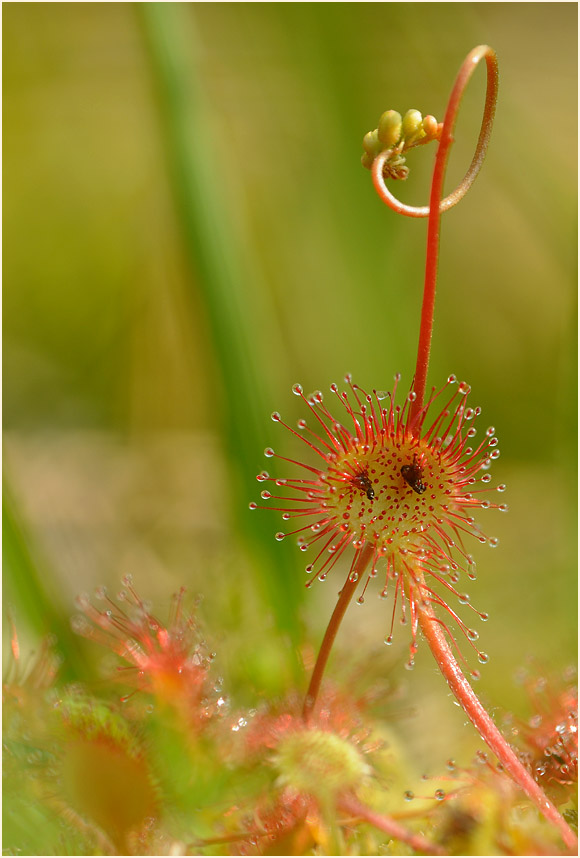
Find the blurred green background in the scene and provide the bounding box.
[3,2,577,766]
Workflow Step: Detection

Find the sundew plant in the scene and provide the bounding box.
[3,6,577,858]
[253,44,576,851]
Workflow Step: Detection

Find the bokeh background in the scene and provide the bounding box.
[4,2,577,771]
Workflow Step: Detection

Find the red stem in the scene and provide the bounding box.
[338,793,444,856]
[416,574,577,852]
[302,544,374,722]
[410,45,498,428]
[406,47,576,850]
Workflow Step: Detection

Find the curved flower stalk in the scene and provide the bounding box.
[364,45,498,222]
[256,44,577,852]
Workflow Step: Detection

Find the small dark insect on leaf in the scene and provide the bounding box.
[352,472,375,500]
[401,454,426,494]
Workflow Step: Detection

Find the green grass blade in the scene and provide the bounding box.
[3,479,87,682]
[138,3,303,643]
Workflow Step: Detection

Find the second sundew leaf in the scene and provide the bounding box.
[57,694,159,854]
[137,3,303,645]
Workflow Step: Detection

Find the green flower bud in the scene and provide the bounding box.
[422,114,440,140]
[402,109,424,144]
[362,129,382,158]
[377,110,402,147]
[361,151,374,170]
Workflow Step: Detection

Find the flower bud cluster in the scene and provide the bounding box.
[361,108,442,179]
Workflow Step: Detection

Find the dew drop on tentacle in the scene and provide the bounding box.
[70,614,89,634]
